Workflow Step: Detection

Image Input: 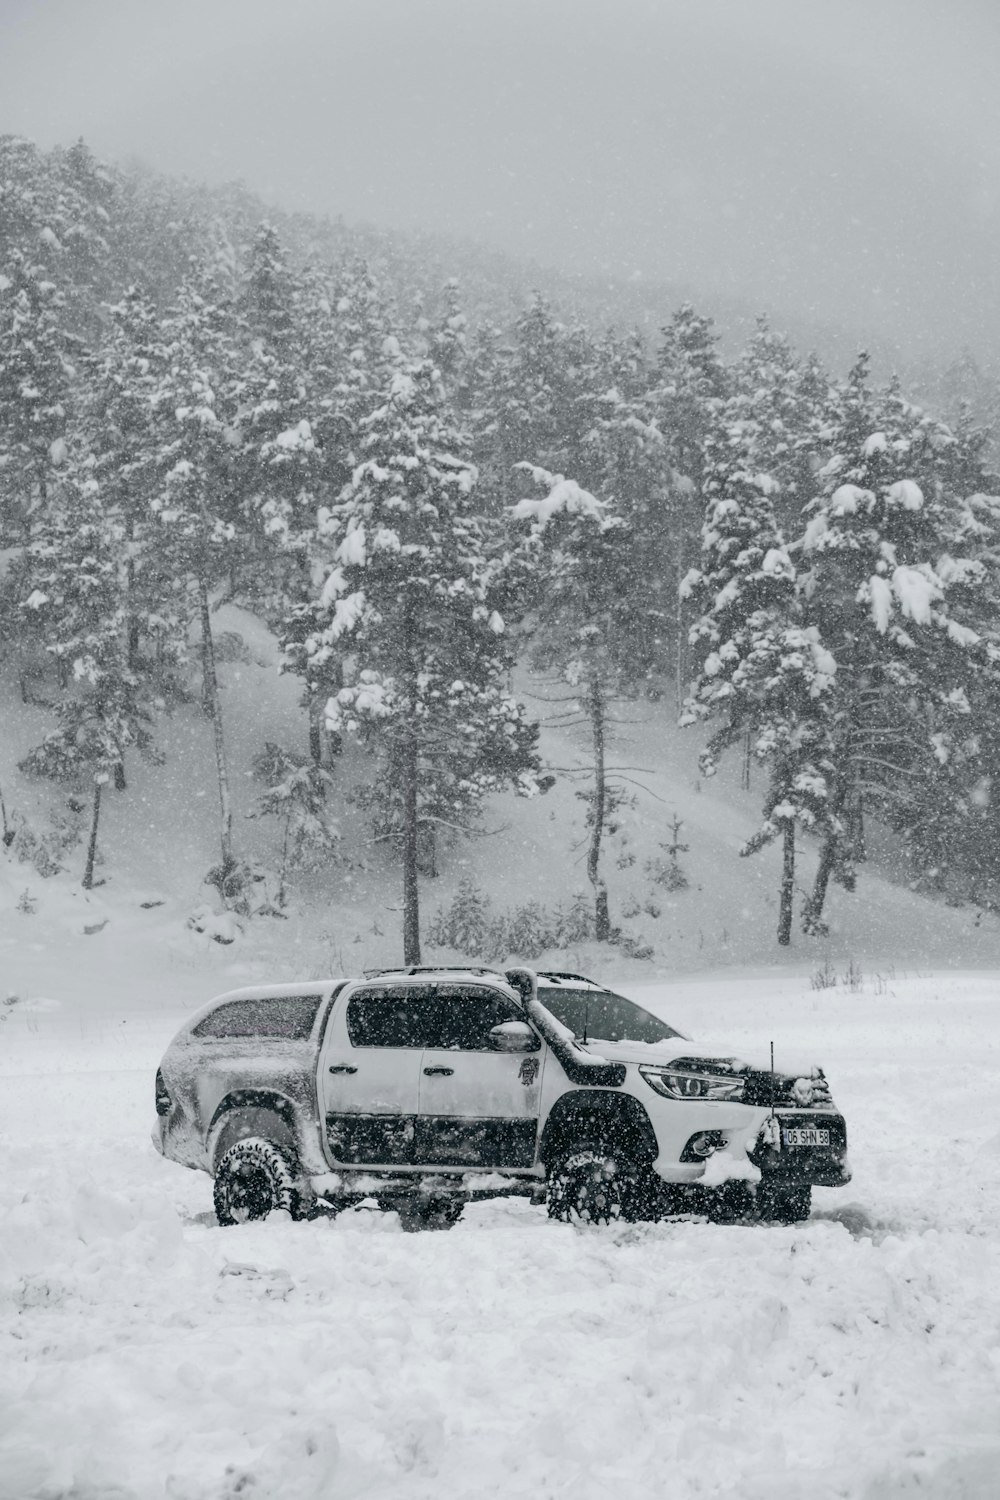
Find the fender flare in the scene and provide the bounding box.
[207,1090,301,1172]
[539,1089,658,1168]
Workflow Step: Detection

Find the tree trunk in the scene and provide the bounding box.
[83,779,102,889]
[588,679,611,942]
[125,530,140,672]
[778,822,794,946]
[199,578,233,866]
[803,770,852,934]
[402,721,421,965]
[675,542,685,712]
[802,836,835,934]
[400,600,421,966]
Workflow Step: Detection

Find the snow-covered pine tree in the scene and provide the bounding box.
[0,250,79,550]
[151,250,244,880]
[19,450,156,886]
[682,413,836,945]
[304,354,540,963]
[470,296,590,518]
[248,742,339,910]
[88,285,176,676]
[233,224,324,613]
[647,304,730,696]
[511,465,651,941]
[796,358,992,930]
[278,259,400,766]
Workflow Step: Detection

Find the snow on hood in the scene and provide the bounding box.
[577,1035,822,1077]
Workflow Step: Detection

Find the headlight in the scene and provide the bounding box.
[639,1064,745,1103]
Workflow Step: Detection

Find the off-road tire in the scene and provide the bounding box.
[755,1181,812,1224]
[546,1145,642,1225]
[213,1136,307,1226]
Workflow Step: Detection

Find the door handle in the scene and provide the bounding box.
[423,1066,454,1076]
[328,1064,358,1074]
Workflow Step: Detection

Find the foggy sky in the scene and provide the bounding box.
[3,0,999,365]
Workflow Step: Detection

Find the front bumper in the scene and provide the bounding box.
[748,1111,851,1186]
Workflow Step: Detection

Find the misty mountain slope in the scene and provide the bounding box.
[4,607,1000,1022]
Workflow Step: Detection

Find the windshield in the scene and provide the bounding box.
[537,987,682,1045]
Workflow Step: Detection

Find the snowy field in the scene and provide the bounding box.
[2,969,999,1500]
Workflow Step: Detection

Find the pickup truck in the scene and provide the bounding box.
[153,965,850,1228]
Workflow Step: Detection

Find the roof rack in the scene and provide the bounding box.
[535,971,596,984]
[362,965,509,980]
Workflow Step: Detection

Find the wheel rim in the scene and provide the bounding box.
[553,1157,624,1225]
[224,1162,275,1222]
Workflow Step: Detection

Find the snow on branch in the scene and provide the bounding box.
[511,465,606,529]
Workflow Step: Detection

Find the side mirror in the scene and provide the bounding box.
[488,1021,538,1053]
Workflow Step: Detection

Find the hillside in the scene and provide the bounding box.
[4,604,999,1024]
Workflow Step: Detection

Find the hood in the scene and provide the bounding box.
[576,1037,749,1069]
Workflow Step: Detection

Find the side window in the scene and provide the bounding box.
[193,995,324,1040]
[346,985,440,1048]
[430,987,532,1051]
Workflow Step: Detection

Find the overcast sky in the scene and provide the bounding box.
[3,0,999,364]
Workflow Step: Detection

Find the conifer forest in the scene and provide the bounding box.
[2,133,1000,955]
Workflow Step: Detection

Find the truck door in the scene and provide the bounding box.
[414,985,544,1168]
[319,983,436,1165]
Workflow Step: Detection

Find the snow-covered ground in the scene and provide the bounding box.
[2,968,999,1500]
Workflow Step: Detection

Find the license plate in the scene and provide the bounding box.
[783,1127,830,1147]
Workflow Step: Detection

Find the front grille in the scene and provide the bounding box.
[749,1111,849,1185]
[743,1071,832,1109]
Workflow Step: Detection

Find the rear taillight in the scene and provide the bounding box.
[155,1068,172,1116]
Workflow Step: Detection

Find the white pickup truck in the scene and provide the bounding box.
[153,965,850,1228]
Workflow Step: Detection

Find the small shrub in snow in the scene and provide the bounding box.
[187,903,241,945]
[809,958,837,991]
[16,889,37,914]
[550,892,594,946]
[427,881,607,962]
[610,929,654,961]
[8,807,82,880]
[645,813,690,892]
[426,876,497,958]
[842,959,863,993]
[504,901,557,960]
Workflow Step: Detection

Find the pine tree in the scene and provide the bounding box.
[151,251,244,882]
[89,285,175,676]
[249,742,339,910]
[511,465,650,941]
[682,411,836,945]
[796,359,991,929]
[19,451,156,886]
[304,355,540,962]
[647,304,730,696]
[0,250,78,548]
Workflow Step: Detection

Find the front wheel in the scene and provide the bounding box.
[755,1181,812,1224]
[546,1146,642,1225]
[213,1137,306,1226]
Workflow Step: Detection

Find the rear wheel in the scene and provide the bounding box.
[213,1137,306,1226]
[546,1146,643,1225]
